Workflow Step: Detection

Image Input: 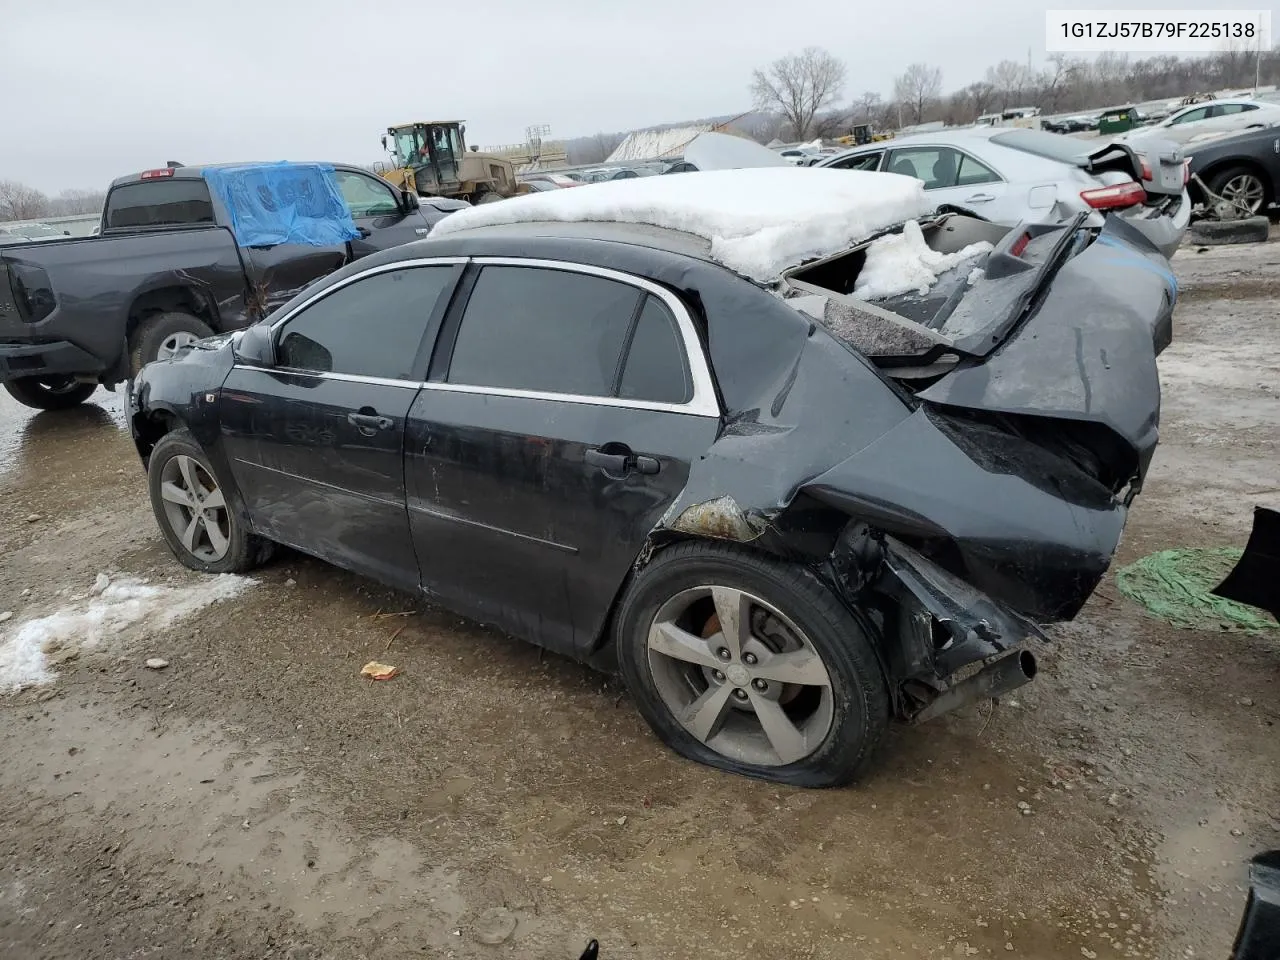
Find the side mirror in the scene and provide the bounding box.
[460,124,466,136]
[402,190,420,211]
[234,323,275,368]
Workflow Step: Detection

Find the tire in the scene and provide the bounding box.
[615,541,890,787]
[3,376,97,410]
[1206,165,1270,217]
[128,311,214,377]
[146,429,273,574]
[1188,215,1271,245]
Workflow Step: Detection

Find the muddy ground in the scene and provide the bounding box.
[1,240,1277,960]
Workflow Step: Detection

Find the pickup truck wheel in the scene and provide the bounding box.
[3,376,97,410]
[147,429,273,574]
[129,312,214,377]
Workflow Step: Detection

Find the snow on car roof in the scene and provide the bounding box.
[430,167,933,283]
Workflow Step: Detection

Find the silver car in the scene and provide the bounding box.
[815,127,1190,258]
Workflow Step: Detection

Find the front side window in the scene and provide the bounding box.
[334,170,400,218]
[276,266,454,379]
[828,152,882,171]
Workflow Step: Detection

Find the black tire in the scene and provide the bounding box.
[1188,215,1271,245]
[146,429,273,574]
[615,541,890,788]
[1206,165,1270,217]
[3,376,97,410]
[128,311,214,377]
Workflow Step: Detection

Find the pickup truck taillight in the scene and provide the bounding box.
[1080,182,1146,210]
[7,262,56,324]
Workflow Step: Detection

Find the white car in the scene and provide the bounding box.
[814,127,1190,258]
[1125,98,1280,147]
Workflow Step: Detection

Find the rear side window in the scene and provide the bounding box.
[104,180,214,229]
[955,153,1001,186]
[887,148,962,189]
[446,266,640,397]
[619,297,692,404]
[276,266,454,379]
[827,152,882,171]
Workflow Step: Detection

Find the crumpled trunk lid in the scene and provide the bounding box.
[918,214,1176,490]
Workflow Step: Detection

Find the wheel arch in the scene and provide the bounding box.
[125,284,222,344]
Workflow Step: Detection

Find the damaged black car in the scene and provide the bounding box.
[128,169,1177,786]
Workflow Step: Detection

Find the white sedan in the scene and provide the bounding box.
[1125,98,1280,147]
[814,127,1190,258]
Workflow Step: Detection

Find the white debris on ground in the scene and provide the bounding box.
[431,167,935,284]
[854,219,993,300]
[0,573,253,692]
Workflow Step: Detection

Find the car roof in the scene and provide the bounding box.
[108,161,371,189]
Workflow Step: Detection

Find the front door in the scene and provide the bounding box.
[885,146,1018,222]
[332,168,432,257]
[219,262,462,591]
[404,262,720,656]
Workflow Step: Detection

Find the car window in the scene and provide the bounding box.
[104,179,214,229]
[447,266,642,397]
[276,266,454,379]
[1215,103,1250,116]
[828,151,882,171]
[618,296,692,404]
[334,170,401,218]
[886,148,962,189]
[955,153,1001,186]
[1171,107,1208,124]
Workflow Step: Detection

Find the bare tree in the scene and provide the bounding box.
[1040,54,1083,111]
[985,60,1029,110]
[0,181,49,221]
[750,47,847,140]
[48,188,106,217]
[854,91,883,123]
[893,63,943,125]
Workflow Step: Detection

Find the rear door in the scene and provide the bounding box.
[404,260,720,656]
[884,146,1017,221]
[219,260,462,591]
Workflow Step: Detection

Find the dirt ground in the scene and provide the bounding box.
[1,239,1277,960]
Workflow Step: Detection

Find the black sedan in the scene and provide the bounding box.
[129,209,1173,786]
[1187,124,1280,216]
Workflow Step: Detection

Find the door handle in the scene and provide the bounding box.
[585,446,661,477]
[963,193,996,203]
[348,411,394,434]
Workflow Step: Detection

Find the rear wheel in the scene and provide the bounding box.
[129,311,214,377]
[1208,165,1269,217]
[147,429,272,574]
[3,376,97,410]
[615,542,890,787]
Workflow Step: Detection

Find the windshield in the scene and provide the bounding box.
[990,129,1090,164]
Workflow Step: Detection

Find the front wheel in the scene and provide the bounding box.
[147,429,272,574]
[3,376,97,410]
[615,542,890,787]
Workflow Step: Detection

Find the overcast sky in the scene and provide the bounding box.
[2,0,1274,192]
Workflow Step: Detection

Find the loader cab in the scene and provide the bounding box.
[385,121,468,194]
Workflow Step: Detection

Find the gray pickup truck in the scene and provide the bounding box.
[0,162,465,409]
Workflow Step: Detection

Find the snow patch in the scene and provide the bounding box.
[430,168,935,284]
[854,219,993,300]
[967,266,985,286]
[0,573,253,692]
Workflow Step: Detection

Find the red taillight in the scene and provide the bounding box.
[140,168,175,179]
[1182,160,1190,186]
[1009,231,1032,258]
[1080,181,1146,209]
[1140,157,1152,180]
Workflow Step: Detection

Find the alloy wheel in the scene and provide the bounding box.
[1220,173,1266,215]
[157,454,230,562]
[646,586,834,767]
[157,332,199,361]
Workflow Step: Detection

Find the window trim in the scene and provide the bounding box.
[427,257,719,419]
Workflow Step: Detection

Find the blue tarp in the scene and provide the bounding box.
[202,162,360,247]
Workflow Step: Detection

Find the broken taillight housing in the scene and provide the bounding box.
[1080,182,1146,210]
[1140,157,1153,180]
[1009,231,1032,258]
